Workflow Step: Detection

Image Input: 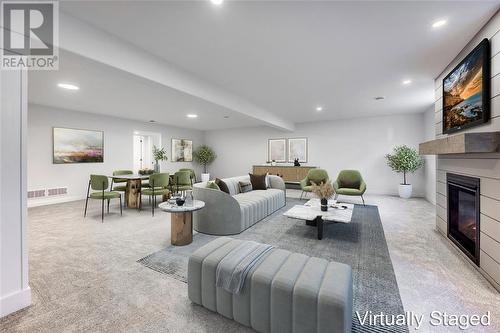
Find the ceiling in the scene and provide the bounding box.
[29,50,262,130]
[30,1,500,130]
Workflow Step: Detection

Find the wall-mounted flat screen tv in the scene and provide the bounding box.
[443,38,490,134]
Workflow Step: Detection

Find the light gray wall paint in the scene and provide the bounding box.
[204,113,427,196]
[423,107,436,205]
[27,104,204,206]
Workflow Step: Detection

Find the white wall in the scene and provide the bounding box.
[1,69,31,317]
[27,104,204,206]
[205,113,427,196]
[423,107,436,204]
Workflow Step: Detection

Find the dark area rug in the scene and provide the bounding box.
[138,198,408,332]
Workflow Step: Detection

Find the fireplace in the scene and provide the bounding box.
[447,173,480,265]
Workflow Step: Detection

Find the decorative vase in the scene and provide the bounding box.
[154,161,160,173]
[176,197,185,206]
[201,173,210,182]
[320,198,328,211]
[271,161,276,166]
[398,184,412,199]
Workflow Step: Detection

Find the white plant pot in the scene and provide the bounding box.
[398,184,412,199]
[201,173,210,182]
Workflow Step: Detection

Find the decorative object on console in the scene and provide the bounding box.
[311,181,334,211]
[53,127,103,164]
[443,38,490,134]
[152,145,168,172]
[293,158,301,166]
[268,139,286,162]
[385,145,423,199]
[193,145,217,182]
[172,138,193,162]
[288,137,308,163]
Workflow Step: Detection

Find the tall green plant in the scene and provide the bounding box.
[193,145,217,173]
[385,145,424,185]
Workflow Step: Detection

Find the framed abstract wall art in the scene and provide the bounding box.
[288,137,308,163]
[172,138,193,162]
[268,138,286,162]
[53,127,104,164]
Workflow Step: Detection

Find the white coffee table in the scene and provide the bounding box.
[159,200,205,246]
[284,198,354,240]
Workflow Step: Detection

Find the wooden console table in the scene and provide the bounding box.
[253,165,316,183]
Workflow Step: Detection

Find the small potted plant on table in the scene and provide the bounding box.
[152,145,168,173]
[385,145,424,199]
[311,181,334,211]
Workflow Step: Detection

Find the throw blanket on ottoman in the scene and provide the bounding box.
[188,237,353,333]
[216,240,274,294]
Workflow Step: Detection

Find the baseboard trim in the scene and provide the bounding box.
[27,195,85,207]
[0,287,31,318]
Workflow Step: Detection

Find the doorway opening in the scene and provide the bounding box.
[133,131,161,173]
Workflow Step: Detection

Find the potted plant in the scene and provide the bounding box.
[311,181,334,211]
[385,145,424,199]
[152,145,168,172]
[193,145,217,182]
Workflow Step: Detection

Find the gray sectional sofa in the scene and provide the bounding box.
[192,175,286,235]
[188,237,353,333]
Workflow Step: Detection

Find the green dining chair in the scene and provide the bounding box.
[333,170,367,205]
[140,173,170,216]
[111,170,133,192]
[178,168,196,184]
[84,174,122,222]
[299,168,329,200]
[174,170,192,195]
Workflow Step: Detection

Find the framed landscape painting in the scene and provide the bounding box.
[268,138,286,162]
[53,127,104,164]
[172,138,193,162]
[288,137,308,163]
[442,38,490,134]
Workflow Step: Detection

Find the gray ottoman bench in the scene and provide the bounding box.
[188,237,353,333]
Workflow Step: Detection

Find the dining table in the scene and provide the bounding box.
[109,174,150,208]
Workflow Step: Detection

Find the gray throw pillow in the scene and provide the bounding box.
[239,181,253,193]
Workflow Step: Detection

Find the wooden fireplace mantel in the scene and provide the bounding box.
[419,132,500,155]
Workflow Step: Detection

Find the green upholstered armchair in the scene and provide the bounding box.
[84,174,122,222]
[178,168,196,184]
[140,173,170,216]
[333,170,366,205]
[299,168,329,200]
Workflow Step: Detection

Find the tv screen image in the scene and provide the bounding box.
[442,38,490,134]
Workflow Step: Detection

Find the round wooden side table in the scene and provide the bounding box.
[158,200,205,246]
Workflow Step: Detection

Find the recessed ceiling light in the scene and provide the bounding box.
[57,83,79,90]
[432,19,447,29]
[374,96,385,100]
[187,114,198,118]
[223,115,229,119]
[149,120,156,123]
[210,0,224,5]
[316,106,323,112]
[402,79,412,85]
